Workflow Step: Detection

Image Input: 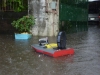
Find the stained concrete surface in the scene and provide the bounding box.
[0,26,100,75]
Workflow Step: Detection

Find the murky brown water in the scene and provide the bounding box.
[0,26,100,75]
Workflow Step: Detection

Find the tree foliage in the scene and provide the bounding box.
[11,15,35,33]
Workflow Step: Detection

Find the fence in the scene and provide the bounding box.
[0,0,28,12]
[59,0,88,33]
[0,0,28,34]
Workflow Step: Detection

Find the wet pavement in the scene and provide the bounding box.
[0,26,100,75]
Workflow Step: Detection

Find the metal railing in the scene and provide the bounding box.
[0,0,27,12]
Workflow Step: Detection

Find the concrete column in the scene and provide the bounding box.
[29,0,59,36]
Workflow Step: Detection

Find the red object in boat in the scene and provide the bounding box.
[32,44,74,58]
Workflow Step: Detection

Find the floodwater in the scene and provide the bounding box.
[0,26,100,75]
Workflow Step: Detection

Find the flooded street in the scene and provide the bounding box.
[0,26,100,75]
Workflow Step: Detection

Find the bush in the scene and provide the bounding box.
[11,15,35,33]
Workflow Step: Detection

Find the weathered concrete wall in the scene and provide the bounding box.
[28,0,59,36]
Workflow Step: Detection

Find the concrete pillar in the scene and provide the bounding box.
[28,0,59,36]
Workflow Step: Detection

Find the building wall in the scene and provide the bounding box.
[28,0,59,36]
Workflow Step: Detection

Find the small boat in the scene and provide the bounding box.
[32,31,74,57]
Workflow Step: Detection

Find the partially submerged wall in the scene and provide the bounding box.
[28,0,59,36]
